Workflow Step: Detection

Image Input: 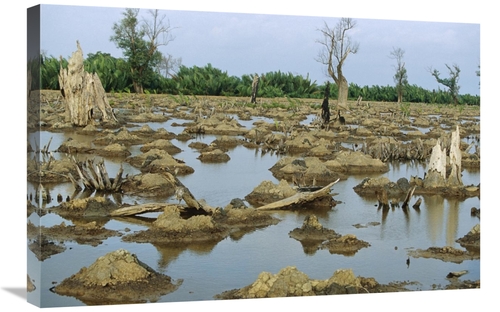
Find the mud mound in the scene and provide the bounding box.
[52,196,119,218]
[245,179,297,207]
[52,249,182,305]
[27,157,77,183]
[320,234,371,256]
[197,149,231,163]
[123,206,227,244]
[289,215,340,242]
[456,224,480,251]
[408,245,480,264]
[125,148,194,174]
[140,139,182,154]
[215,267,411,299]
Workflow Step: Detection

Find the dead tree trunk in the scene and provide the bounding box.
[423,125,463,188]
[250,74,260,104]
[321,81,331,126]
[447,125,463,186]
[58,41,117,126]
[72,157,123,192]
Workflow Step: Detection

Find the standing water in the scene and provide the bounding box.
[27,113,480,307]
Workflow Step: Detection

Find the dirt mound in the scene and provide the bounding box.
[140,139,182,154]
[123,206,227,244]
[289,215,370,256]
[245,179,297,207]
[197,149,231,163]
[456,224,480,251]
[215,267,411,299]
[125,148,194,174]
[408,245,480,264]
[52,249,182,305]
[52,196,119,218]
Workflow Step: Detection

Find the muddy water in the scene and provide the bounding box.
[27,116,480,307]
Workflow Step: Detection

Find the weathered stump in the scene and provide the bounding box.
[250,74,260,104]
[58,41,117,126]
[321,81,331,125]
[423,126,463,188]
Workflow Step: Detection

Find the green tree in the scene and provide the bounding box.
[316,18,359,108]
[429,64,461,105]
[390,47,408,103]
[110,8,175,93]
[85,52,131,92]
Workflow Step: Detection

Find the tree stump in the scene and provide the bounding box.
[447,125,463,186]
[423,126,463,188]
[58,41,117,126]
[321,81,331,125]
[250,74,260,104]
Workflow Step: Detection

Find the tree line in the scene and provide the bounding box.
[37,9,479,106]
[39,53,479,105]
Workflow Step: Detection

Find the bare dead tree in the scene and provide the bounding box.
[389,47,408,104]
[316,18,359,109]
[251,74,260,104]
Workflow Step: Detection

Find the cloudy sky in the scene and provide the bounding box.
[38,1,481,95]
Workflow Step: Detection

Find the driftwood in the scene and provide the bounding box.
[110,203,174,217]
[256,179,339,211]
[412,198,422,209]
[402,185,416,209]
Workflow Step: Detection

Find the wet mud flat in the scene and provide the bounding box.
[27,90,480,305]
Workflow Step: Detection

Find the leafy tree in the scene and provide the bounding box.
[110,8,175,93]
[85,52,131,92]
[316,18,359,108]
[389,47,408,103]
[40,53,65,90]
[429,64,461,105]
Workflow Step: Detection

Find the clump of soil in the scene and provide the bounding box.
[215,266,413,299]
[408,245,479,264]
[245,179,297,207]
[289,215,340,242]
[140,139,182,154]
[95,143,131,157]
[93,127,146,146]
[52,196,119,218]
[269,157,342,185]
[122,206,227,244]
[125,148,194,174]
[197,148,231,163]
[27,157,77,183]
[123,205,280,244]
[289,215,370,256]
[52,249,182,305]
[214,206,281,230]
[320,234,371,256]
[456,224,480,251]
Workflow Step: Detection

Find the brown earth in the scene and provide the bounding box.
[52,249,182,305]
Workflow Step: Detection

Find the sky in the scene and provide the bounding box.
[1,1,497,312]
[37,2,481,95]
